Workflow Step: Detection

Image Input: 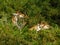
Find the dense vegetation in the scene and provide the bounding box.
[0,0,60,45]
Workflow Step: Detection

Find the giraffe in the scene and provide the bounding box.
[29,21,50,31]
[12,11,28,29]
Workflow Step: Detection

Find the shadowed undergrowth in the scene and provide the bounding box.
[0,24,60,45]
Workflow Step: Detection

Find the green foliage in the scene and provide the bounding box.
[0,0,60,45]
[0,27,60,45]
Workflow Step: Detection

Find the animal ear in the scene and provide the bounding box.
[25,15,29,18]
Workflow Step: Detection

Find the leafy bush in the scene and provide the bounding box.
[0,0,60,45]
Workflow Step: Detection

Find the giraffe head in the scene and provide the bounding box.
[40,21,50,30]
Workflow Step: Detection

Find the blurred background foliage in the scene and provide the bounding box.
[0,0,60,45]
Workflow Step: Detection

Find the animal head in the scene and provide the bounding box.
[19,14,25,18]
[40,21,50,30]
